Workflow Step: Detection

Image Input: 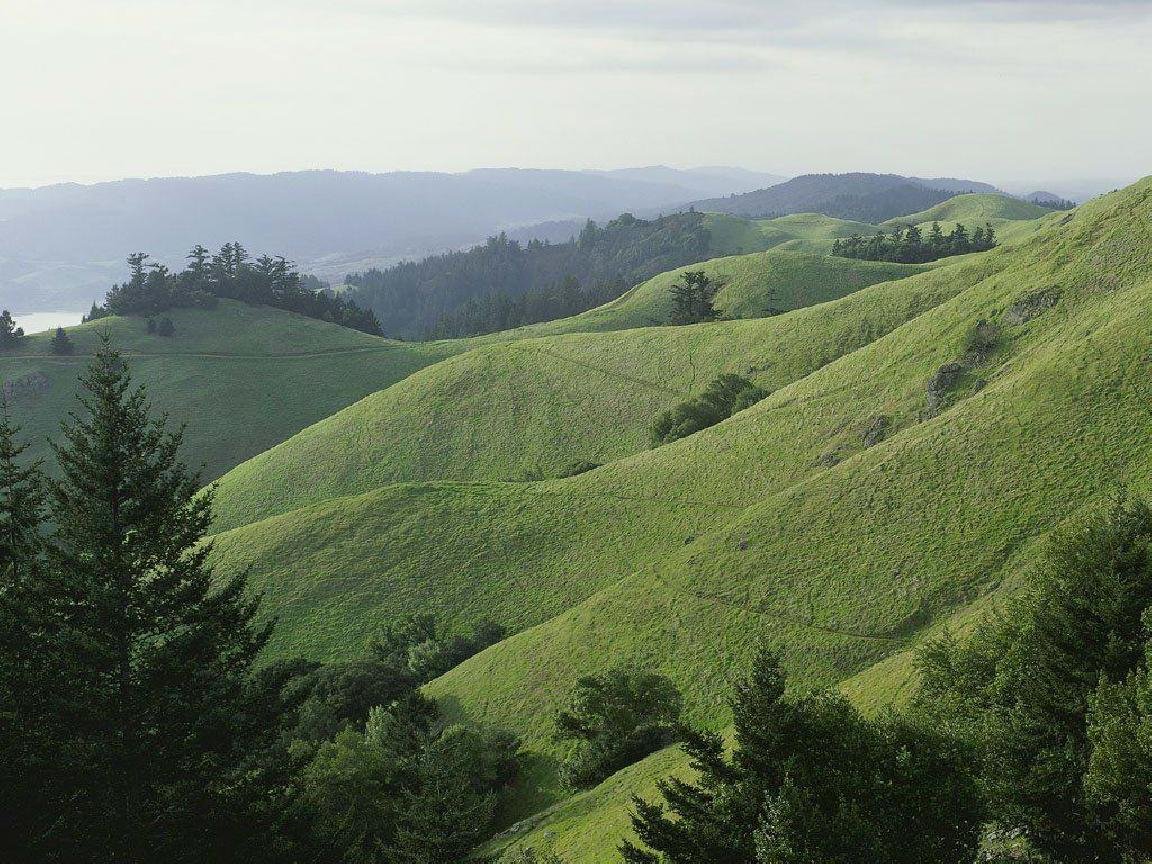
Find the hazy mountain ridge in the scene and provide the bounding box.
[690,172,1000,223]
[0,167,783,312]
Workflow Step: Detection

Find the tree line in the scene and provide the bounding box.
[428,275,627,339]
[344,212,713,340]
[0,341,521,863]
[86,243,383,335]
[832,221,997,264]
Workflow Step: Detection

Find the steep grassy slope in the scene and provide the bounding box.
[201,180,1152,861]
[210,255,949,531]
[426,179,1152,818]
[0,302,453,480]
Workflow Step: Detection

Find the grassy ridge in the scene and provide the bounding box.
[0,302,454,480]
[881,192,1062,246]
[209,254,949,531]
[883,192,1052,227]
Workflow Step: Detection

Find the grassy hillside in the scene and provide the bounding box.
[881,192,1063,246]
[205,178,1152,858]
[210,254,942,531]
[883,192,1051,227]
[461,249,925,343]
[703,212,881,256]
[0,302,453,480]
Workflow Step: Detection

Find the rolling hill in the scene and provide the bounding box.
[0,208,956,482]
[199,176,1152,861]
[882,191,1050,226]
[208,251,933,530]
[0,302,454,481]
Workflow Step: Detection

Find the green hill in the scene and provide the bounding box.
[461,249,925,343]
[0,301,453,481]
[883,192,1051,227]
[881,192,1062,246]
[209,252,936,531]
[198,178,1152,860]
[703,212,882,256]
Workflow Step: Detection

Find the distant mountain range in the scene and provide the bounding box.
[689,173,998,224]
[0,167,785,313]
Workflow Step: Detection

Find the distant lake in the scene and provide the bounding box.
[13,311,85,334]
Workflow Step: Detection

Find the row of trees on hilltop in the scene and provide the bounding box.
[0,342,521,862]
[832,221,997,264]
[344,212,713,339]
[86,243,382,335]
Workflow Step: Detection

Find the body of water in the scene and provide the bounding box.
[13,311,85,334]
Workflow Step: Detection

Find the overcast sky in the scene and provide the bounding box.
[0,0,1149,189]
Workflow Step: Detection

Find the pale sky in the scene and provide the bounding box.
[1,0,1149,189]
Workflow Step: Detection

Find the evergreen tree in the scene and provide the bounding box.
[0,309,25,348]
[44,336,273,861]
[669,271,721,325]
[185,244,211,287]
[50,326,75,355]
[0,409,77,862]
[622,649,982,864]
[915,497,1152,864]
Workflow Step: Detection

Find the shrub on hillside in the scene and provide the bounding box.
[554,460,601,479]
[963,318,1001,361]
[554,669,684,789]
[370,614,506,685]
[651,373,768,447]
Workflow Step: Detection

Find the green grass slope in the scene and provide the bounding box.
[0,301,454,480]
[202,181,1152,860]
[703,212,881,256]
[461,250,925,343]
[422,179,1152,813]
[882,192,1062,245]
[210,255,953,532]
[883,192,1051,226]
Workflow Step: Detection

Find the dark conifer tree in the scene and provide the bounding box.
[0,309,25,348]
[669,271,721,325]
[44,336,272,862]
[0,409,75,862]
[50,326,75,355]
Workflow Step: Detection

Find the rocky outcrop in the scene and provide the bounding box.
[924,362,965,417]
[862,415,890,448]
[1004,288,1061,326]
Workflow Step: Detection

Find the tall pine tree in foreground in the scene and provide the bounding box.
[45,335,272,862]
[0,407,72,863]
